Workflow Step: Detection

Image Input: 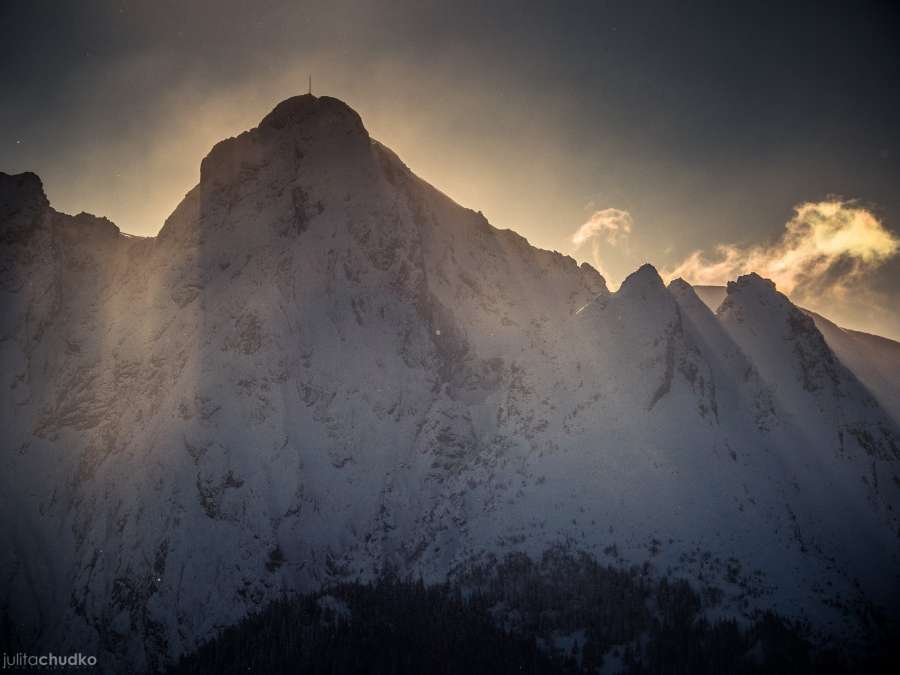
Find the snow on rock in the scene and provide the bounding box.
[1,98,899,672]
[693,282,900,425]
[804,309,900,426]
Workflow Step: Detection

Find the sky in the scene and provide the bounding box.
[2,0,899,338]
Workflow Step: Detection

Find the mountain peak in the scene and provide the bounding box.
[667,277,711,314]
[195,94,369,192]
[0,171,49,218]
[666,277,693,295]
[720,273,793,322]
[258,94,366,136]
[1,172,50,241]
[726,272,777,298]
[617,263,665,297]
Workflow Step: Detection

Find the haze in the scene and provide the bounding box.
[2,0,899,338]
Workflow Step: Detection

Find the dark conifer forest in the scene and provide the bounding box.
[168,551,898,674]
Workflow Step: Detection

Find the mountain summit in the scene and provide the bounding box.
[1,96,898,671]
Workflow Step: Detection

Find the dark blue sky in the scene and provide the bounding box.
[2,0,899,336]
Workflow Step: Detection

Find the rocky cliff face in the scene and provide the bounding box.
[1,95,898,671]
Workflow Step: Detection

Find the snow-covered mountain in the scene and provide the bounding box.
[2,95,898,671]
[694,284,900,424]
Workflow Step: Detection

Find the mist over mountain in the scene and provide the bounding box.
[1,95,898,673]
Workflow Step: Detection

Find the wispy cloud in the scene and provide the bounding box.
[666,200,899,308]
[571,208,633,282]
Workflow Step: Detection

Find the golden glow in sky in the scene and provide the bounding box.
[3,1,899,339]
[666,201,899,315]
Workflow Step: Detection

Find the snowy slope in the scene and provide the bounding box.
[694,283,900,423]
[804,311,900,426]
[1,95,898,671]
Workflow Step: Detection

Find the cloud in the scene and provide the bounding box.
[571,208,633,281]
[572,208,633,247]
[666,200,899,306]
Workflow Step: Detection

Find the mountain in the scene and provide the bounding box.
[2,95,898,672]
[693,284,900,424]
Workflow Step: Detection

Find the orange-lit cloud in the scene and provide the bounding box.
[571,208,633,282]
[666,200,899,307]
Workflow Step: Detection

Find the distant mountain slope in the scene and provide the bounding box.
[2,96,898,672]
[692,285,728,313]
